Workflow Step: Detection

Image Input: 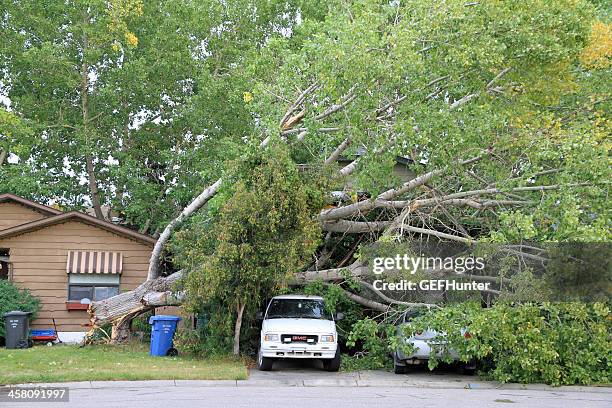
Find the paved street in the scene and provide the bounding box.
[5,361,612,408]
[3,383,611,408]
[4,361,610,408]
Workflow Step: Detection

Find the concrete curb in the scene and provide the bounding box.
[8,378,612,393]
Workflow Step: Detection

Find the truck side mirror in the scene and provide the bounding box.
[334,312,344,321]
[256,311,264,320]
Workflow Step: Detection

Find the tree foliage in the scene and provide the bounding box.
[406,302,611,386]
[173,143,321,353]
[0,0,307,228]
[1,0,608,239]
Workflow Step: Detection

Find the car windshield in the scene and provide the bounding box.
[266,299,331,320]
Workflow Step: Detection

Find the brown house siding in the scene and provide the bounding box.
[0,220,153,332]
[0,202,47,231]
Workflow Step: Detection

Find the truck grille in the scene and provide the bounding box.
[281,334,318,344]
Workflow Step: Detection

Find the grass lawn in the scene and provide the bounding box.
[0,343,247,384]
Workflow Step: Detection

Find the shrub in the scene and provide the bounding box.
[175,144,323,355]
[132,312,153,342]
[173,305,234,357]
[408,302,611,385]
[86,323,113,344]
[0,280,41,338]
[344,318,396,370]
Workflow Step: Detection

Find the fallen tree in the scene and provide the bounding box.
[84,0,609,344]
[85,89,466,341]
[85,71,606,343]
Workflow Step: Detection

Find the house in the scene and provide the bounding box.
[297,154,417,204]
[337,154,416,185]
[0,194,156,343]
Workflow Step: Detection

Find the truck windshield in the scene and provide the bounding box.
[266,299,331,320]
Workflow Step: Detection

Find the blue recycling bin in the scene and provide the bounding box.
[148,315,181,356]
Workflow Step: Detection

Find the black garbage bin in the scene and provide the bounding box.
[3,311,32,349]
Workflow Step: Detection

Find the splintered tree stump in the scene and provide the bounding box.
[87,271,185,340]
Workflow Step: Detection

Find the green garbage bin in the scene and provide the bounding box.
[3,311,32,349]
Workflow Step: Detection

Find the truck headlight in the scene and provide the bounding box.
[264,333,279,342]
[320,335,334,343]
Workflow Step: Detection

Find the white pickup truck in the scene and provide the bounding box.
[257,295,341,371]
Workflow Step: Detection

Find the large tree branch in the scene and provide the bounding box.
[416,182,596,205]
[281,85,357,141]
[450,93,479,110]
[322,219,390,233]
[414,198,533,210]
[363,183,590,214]
[279,82,319,128]
[334,285,389,312]
[400,225,473,244]
[376,75,449,120]
[147,179,222,280]
[486,67,512,90]
[293,262,369,285]
[320,153,486,221]
[339,156,361,177]
[314,91,357,121]
[324,138,352,166]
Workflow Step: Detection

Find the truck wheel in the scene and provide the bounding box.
[257,348,274,371]
[458,364,475,376]
[323,349,341,372]
[393,353,408,374]
[394,362,407,374]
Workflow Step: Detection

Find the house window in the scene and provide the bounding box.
[66,278,119,311]
[65,251,123,310]
[68,285,119,302]
[67,274,120,303]
[0,249,9,280]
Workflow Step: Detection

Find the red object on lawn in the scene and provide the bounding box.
[30,330,57,341]
[30,318,61,343]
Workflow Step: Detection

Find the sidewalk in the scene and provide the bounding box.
[13,369,612,394]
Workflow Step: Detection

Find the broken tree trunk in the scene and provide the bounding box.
[87,258,374,343]
[92,260,367,327]
[87,270,185,342]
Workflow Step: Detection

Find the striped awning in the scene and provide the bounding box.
[66,251,123,274]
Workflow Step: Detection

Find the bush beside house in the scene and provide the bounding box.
[0,280,40,339]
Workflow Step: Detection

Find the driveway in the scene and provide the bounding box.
[249,358,477,388]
